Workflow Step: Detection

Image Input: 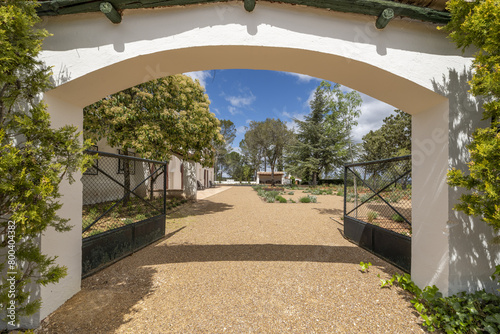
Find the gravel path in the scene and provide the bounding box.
[39,186,426,333]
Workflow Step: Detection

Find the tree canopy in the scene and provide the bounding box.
[286,82,362,184]
[361,110,411,162]
[214,119,236,181]
[241,118,292,184]
[84,74,223,167]
[444,0,500,242]
[0,0,91,323]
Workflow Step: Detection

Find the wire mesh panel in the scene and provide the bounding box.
[344,155,412,237]
[81,150,166,238]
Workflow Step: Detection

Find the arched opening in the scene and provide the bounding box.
[36,2,495,326]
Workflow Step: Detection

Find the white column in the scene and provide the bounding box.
[411,100,451,293]
[39,93,83,322]
[412,94,499,295]
[183,160,197,200]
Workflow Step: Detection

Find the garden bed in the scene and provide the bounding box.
[82,197,187,238]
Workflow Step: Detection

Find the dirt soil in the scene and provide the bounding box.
[37,186,426,333]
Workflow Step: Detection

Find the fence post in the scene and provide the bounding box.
[343,165,347,218]
[163,163,167,214]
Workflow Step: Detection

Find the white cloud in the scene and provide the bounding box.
[236,125,246,135]
[183,71,212,88]
[303,87,316,109]
[351,93,396,143]
[228,106,241,115]
[225,92,256,108]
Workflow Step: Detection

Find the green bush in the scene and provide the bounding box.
[388,192,404,203]
[276,195,287,203]
[360,193,374,203]
[299,196,311,203]
[288,191,295,195]
[379,268,500,334]
[367,211,378,223]
[299,195,317,203]
[392,214,405,222]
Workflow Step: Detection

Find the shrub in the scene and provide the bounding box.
[135,214,147,221]
[266,197,275,203]
[388,192,404,203]
[299,196,311,203]
[288,191,295,195]
[379,269,500,334]
[288,199,296,203]
[299,195,317,203]
[367,211,378,223]
[276,196,287,203]
[392,214,405,222]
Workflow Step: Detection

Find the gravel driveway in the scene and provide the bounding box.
[38,186,426,333]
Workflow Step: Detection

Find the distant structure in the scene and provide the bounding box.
[256,171,285,185]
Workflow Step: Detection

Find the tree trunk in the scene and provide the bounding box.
[270,163,275,186]
[312,171,317,186]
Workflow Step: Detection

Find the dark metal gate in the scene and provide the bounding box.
[81,150,167,277]
[344,155,412,272]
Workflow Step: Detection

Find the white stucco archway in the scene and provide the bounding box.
[28,1,498,328]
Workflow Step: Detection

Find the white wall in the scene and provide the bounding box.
[31,1,499,329]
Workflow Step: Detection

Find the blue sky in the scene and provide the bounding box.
[185,69,397,151]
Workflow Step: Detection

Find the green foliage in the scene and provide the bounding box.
[299,196,311,203]
[443,0,500,242]
[367,212,379,223]
[276,195,287,203]
[359,261,372,273]
[379,272,500,333]
[241,118,292,184]
[362,110,411,161]
[286,82,361,184]
[298,195,317,203]
[214,119,236,181]
[392,213,404,222]
[84,74,223,166]
[0,0,92,323]
[288,191,294,195]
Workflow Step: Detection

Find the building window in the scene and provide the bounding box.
[118,149,136,175]
[83,145,99,175]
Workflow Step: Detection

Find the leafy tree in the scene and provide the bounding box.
[443,0,500,242]
[240,122,266,179]
[0,0,91,324]
[261,118,292,185]
[362,110,411,161]
[287,82,362,185]
[84,74,223,202]
[214,119,236,181]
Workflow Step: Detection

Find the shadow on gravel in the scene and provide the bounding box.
[313,208,343,216]
[38,227,187,334]
[167,200,234,218]
[140,243,400,274]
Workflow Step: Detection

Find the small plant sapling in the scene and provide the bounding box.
[359,261,372,273]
